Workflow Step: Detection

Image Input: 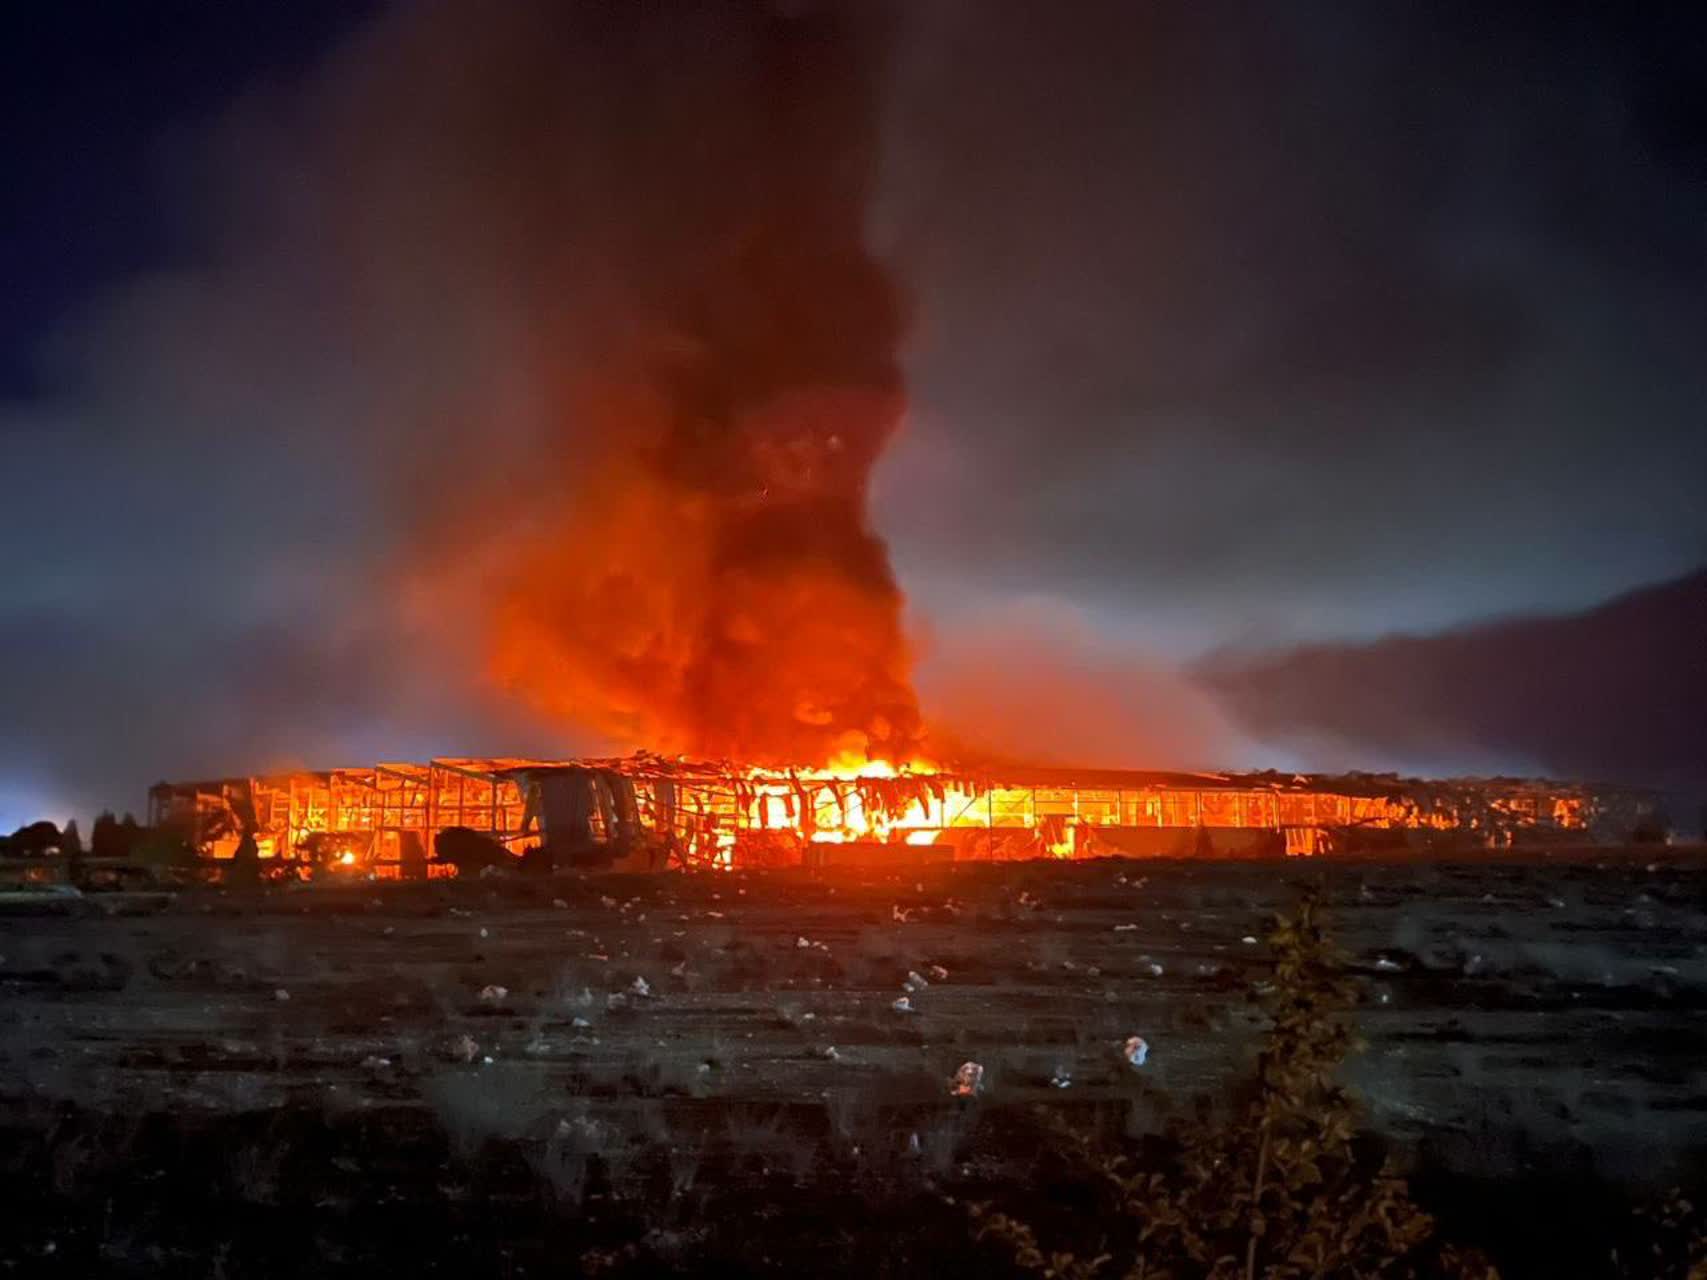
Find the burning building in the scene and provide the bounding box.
[147,755,1649,878]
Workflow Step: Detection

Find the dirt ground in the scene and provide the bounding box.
[2,851,1704,1275]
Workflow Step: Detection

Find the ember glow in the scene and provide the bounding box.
[149,756,1638,880]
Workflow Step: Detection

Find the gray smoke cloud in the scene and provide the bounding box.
[4,0,1704,824]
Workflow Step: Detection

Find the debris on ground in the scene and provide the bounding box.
[1113,923,1139,932]
[1121,1035,1149,1067]
[951,1061,984,1097]
[629,976,652,997]
[445,1033,480,1063]
[927,964,949,982]
[478,984,508,1002]
[361,1055,391,1070]
[273,988,290,1002]
[903,969,929,992]
[891,995,915,1014]
[1050,1066,1072,1089]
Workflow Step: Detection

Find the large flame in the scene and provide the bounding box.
[465,3,921,769]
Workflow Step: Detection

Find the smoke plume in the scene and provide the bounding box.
[468,4,918,765]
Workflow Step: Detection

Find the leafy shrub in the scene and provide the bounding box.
[972,889,1500,1279]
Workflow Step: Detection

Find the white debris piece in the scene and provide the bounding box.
[928,965,949,982]
[606,992,629,1012]
[273,988,291,1002]
[1049,1067,1072,1089]
[1113,923,1139,932]
[797,936,813,949]
[903,970,930,992]
[478,927,489,939]
[447,1033,480,1063]
[551,899,568,909]
[891,995,915,1014]
[361,1056,391,1070]
[1145,962,1165,977]
[1121,1035,1149,1068]
[479,984,508,1002]
[629,976,652,998]
[951,1061,984,1097]
[1374,958,1401,972]
[571,1016,592,1029]
[1241,935,1259,945]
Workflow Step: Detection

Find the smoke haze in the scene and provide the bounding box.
[3,1,1704,824]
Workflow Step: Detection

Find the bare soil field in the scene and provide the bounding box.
[2,852,1704,1276]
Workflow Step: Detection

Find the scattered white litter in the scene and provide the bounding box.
[479,984,508,1002]
[361,1056,391,1069]
[447,1033,479,1063]
[478,927,489,939]
[1113,923,1139,932]
[797,936,813,949]
[818,1044,841,1061]
[1241,935,1259,945]
[1049,1067,1072,1089]
[551,898,568,909]
[1144,962,1165,977]
[481,1055,494,1065]
[606,992,630,1012]
[891,995,915,1014]
[629,976,652,998]
[1121,1035,1149,1068]
[1374,958,1401,972]
[927,964,949,982]
[951,1061,984,1097]
[571,1016,592,1029]
[273,988,291,1002]
[904,969,930,991]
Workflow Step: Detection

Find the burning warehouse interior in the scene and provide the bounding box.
[147,755,1652,878]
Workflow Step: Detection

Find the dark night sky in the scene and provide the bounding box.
[2,1,1703,825]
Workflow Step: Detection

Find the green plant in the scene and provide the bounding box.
[1616,1188,1707,1280]
[973,889,1498,1279]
